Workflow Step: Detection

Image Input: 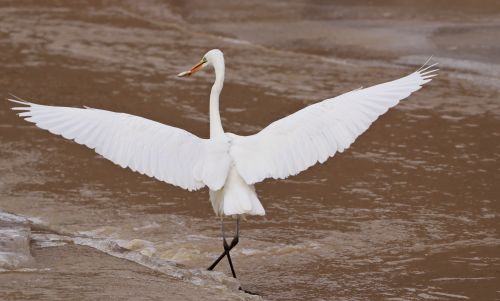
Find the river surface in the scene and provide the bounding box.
[0,1,499,300]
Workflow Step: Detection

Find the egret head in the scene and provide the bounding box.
[177,49,224,78]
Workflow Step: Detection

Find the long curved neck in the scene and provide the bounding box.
[209,57,225,139]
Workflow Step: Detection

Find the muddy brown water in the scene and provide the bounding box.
[0,1,499,300]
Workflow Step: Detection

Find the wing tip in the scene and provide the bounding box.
[416,57,439,82]
[417,56,433,71]
[7,94,34,109]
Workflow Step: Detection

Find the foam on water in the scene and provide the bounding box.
[0,212,34,270]
[0,211,258,298]
[71,235,259,298]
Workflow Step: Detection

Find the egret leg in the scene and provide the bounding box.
[207,216,240,273]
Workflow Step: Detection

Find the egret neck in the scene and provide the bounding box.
[209,54,225,139]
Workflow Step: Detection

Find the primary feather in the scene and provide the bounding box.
[229,65,438,184]
[10,100,231,191]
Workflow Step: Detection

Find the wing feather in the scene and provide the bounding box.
[230,65,438,184]
[10,100,230,191]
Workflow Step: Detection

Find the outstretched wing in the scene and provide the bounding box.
[10,100,231,191]
[230,64,438,184]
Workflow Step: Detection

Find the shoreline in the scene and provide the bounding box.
[0,243,251,301]
[0,211,259,301]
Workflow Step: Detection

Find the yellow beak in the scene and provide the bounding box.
[177,59,205,77]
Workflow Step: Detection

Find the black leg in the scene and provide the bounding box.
[207,217,260,296]
[223,235,237,278]
[207,216,240,272]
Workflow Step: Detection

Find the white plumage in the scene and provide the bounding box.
[10,102,231,192]
[10,49,437,217]
[230,64,437,184]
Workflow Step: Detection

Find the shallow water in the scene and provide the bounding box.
[0,0,499,300]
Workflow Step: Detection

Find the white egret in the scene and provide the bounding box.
[10,49,437,283]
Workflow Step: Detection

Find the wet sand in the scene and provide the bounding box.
[1,0,499,300]
[0,213,253,300]
[0,244,242,301]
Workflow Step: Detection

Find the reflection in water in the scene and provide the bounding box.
[0,0,499,300]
